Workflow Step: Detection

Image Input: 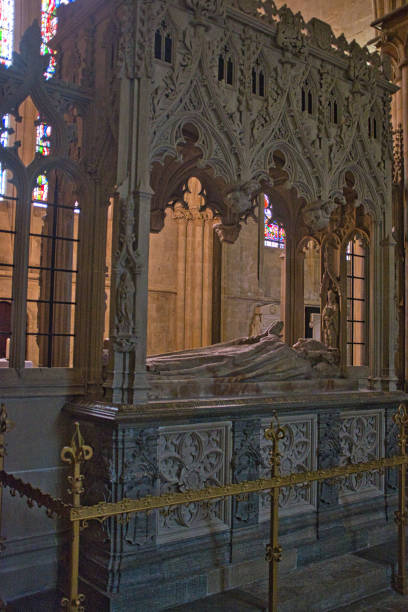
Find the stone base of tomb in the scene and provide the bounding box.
[64,389,406,611]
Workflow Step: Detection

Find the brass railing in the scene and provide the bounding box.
[1,404,408,612]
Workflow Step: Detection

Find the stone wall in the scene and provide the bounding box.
[0,376,84,602]
[222,217,283,341]
[147,207,321,352]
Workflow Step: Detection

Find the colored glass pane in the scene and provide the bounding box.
[41,0,75,79]
[36,121,52,156]
[0,114,9,195]
[33,174,48,205]
[0,1,13,197]
[264,194,285,249]
[0,0,14,67]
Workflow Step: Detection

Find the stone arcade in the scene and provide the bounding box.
[0,0,407,610]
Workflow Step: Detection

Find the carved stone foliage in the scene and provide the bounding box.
[157,422,231,542]
[259,415,317,520]
[122,427,159,548]
[80,424,159,550]
[385,408,399,493]
[184,0,226,18]
[111,196,143,353]
[393,125,403,186]
[80,422,115,505]
[318,410,341,506]
[338,410,384,502]
[302,199,337,233]
[147,0,394,234]
[231,419,262,526]
[79,422,115,549]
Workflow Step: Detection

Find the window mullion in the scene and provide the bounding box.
[9,189,31,368]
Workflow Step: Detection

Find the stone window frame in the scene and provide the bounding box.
[251,54,267,99]
[342,229,370,369]
[217,43,237,89]
[327,88,341,125]
[153,17,176,66]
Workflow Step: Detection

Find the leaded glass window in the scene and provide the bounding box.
[34,121,50,203]
[264,194,285,249]
[41,0,76,79]
[33,174,49,205]
[346,235,368,366]
[36,122,52,156]
[28,174,79,366]
[0,0,14,66]
[37,1,76,206]
[0,1,14,197]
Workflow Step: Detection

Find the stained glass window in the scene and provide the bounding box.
[41,0,75,79]
[0,0,14,67]
[34,121,50,205]
[36,1,76,206]
[0,113,10,195]
[33,174,48,206]
[264,194,286,248]
[36,122,52,156]
[0,1,14,197]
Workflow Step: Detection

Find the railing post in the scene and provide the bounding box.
[61,422,93,612]
[393,403,408,595]
[265,415,286,612]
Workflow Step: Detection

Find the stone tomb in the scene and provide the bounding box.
[66,386,403,611]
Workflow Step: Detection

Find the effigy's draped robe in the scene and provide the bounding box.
[147,325,339,381]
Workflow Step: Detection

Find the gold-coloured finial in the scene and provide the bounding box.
[264,411,286,469]
[61,422,93,466]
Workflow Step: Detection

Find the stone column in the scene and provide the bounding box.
[279,250,286,334]
[174,198,214,351]
[174,204,188,350]
[401,60,408,388]
[283,236,297,345]
[189,206,205,348]
[202,212,214,346]
[103,4,153,404]
[75,174,111,393]
[380,234,398,390]
[293,247,305,342]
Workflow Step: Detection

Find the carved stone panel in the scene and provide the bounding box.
[385,407,399,493]
[338,410,384,503]
[121,427,159,548]
[157,422,232,542]
[231,419,262,527]
[318,409,341,507]
[259,414,317,521]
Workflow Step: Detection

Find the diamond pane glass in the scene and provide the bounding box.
[264,194,286,248]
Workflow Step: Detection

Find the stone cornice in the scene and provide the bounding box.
[64,391,408,426]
